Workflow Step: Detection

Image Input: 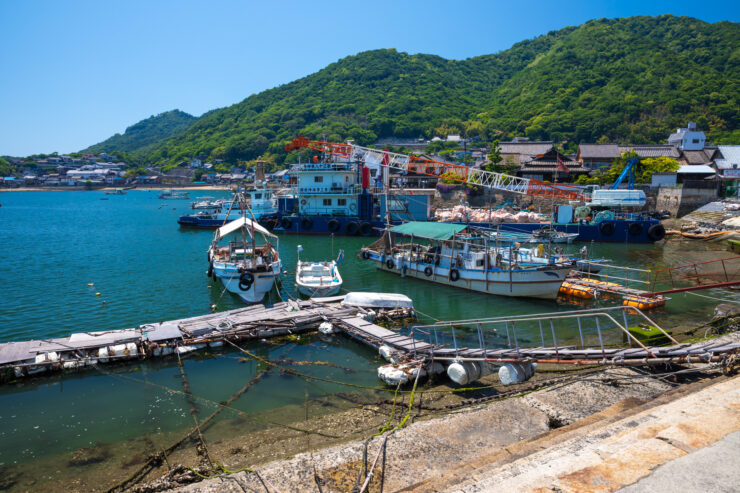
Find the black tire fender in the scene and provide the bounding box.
[360,222,372,236]
[647,223,666,242]
[424,266,433,277]
[361,250,370,260]
[328,219,340,232]
[599,221,615,236]
[628,222,643,236]
[346,221,359,235]
[280,217,292,229]
[449,269,460,282]
[385,259,395,269]
[238,272,254,291]
[301,218,313,230]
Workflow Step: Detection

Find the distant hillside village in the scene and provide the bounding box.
[2,122,740,192]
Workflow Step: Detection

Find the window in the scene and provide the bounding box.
[692,139,700,144]
[314,176,323,183]
[254,193,261,199]
[323,199,332,206]
[337,199,347,206]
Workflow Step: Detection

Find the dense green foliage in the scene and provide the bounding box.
[84,16,739,167]
[83,110,196,154]
[0,157,15,176]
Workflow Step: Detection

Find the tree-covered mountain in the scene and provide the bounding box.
[86,15,739,166]
[83,110,196,154]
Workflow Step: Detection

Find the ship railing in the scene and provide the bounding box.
[409,305,677,362]
[298,186,358,194]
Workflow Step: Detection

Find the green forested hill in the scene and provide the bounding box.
[87,15,739,166]
[83,110,196,154]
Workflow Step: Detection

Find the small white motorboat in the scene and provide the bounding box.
[528,226,578,244]
[295,246,343,297]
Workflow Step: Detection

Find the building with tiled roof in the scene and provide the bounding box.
[619,145,681,159]
[576,144,621,169]
[517,148,589,181]
[499,140,555,165]
[678,148,717,166]
[715,145,740,179]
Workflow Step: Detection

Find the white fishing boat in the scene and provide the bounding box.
[191,196,224,210]
[105,189,126,195]
[360,222,574,299]
[207,217,281,303]
[295,246,343,297]
[158,189,190,200]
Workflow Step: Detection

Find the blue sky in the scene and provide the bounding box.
[0,0,737,156]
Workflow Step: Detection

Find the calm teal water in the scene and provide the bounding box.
[0,190,737,474]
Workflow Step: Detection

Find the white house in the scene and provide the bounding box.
[668,122,707,150]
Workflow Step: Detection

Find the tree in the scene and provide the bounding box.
[0,157,15,176]
[486,140,502,169]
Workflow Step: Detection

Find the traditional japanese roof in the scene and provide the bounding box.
[390,221,467,240]
[681,150,713,165]
[499,142,554,156]
[577,144,620,159]
[619,145,681,158]
[715,146,740,170]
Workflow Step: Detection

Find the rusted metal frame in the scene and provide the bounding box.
[651,280,740,296]
[549,319,559,361]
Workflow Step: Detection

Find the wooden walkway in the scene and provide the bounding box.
[0,299,359,382]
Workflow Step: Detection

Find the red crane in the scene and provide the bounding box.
[285,136,585,201]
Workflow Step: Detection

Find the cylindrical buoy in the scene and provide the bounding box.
[498,362,537,386]
[447,361,482,385]
[95,292,101,296]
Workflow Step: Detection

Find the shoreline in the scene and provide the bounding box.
[0,185,233,192]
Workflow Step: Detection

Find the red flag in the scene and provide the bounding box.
[382,149,389,167]
[557,156,570,173]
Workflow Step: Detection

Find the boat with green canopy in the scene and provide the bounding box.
[359,222,574,299]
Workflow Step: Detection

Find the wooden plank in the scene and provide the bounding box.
[0,341,35,364]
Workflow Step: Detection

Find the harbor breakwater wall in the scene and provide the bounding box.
[431,185,718,218]
[656,185,720,218]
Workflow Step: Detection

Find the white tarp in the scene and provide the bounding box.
[342,292,414,309]
[215,217,273,240]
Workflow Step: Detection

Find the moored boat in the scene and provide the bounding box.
[105,189,126,195]
[179,187,280,228]
[191,196,224,210]
[159,189,190,200]
[360,222,574,299]
[207,217,281,304]
[295,246,344,297]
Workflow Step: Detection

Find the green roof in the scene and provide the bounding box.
[390,222,467,240]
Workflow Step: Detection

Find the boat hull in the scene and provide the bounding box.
[212,261,281,304]
[179,213,279,229]
[365,252,568,299]
[296,284,342,297]
[463,219,664,243]
[276,216,386,236]
[274,216,662,243]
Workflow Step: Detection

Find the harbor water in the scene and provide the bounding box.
[0,190,737,490]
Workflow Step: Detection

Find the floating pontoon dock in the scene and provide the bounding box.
[1,298,738,386]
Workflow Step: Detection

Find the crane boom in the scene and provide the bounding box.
[285,136,586,201]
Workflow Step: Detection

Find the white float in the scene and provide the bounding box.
[498,362,537,386]
[318,322,334,335]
